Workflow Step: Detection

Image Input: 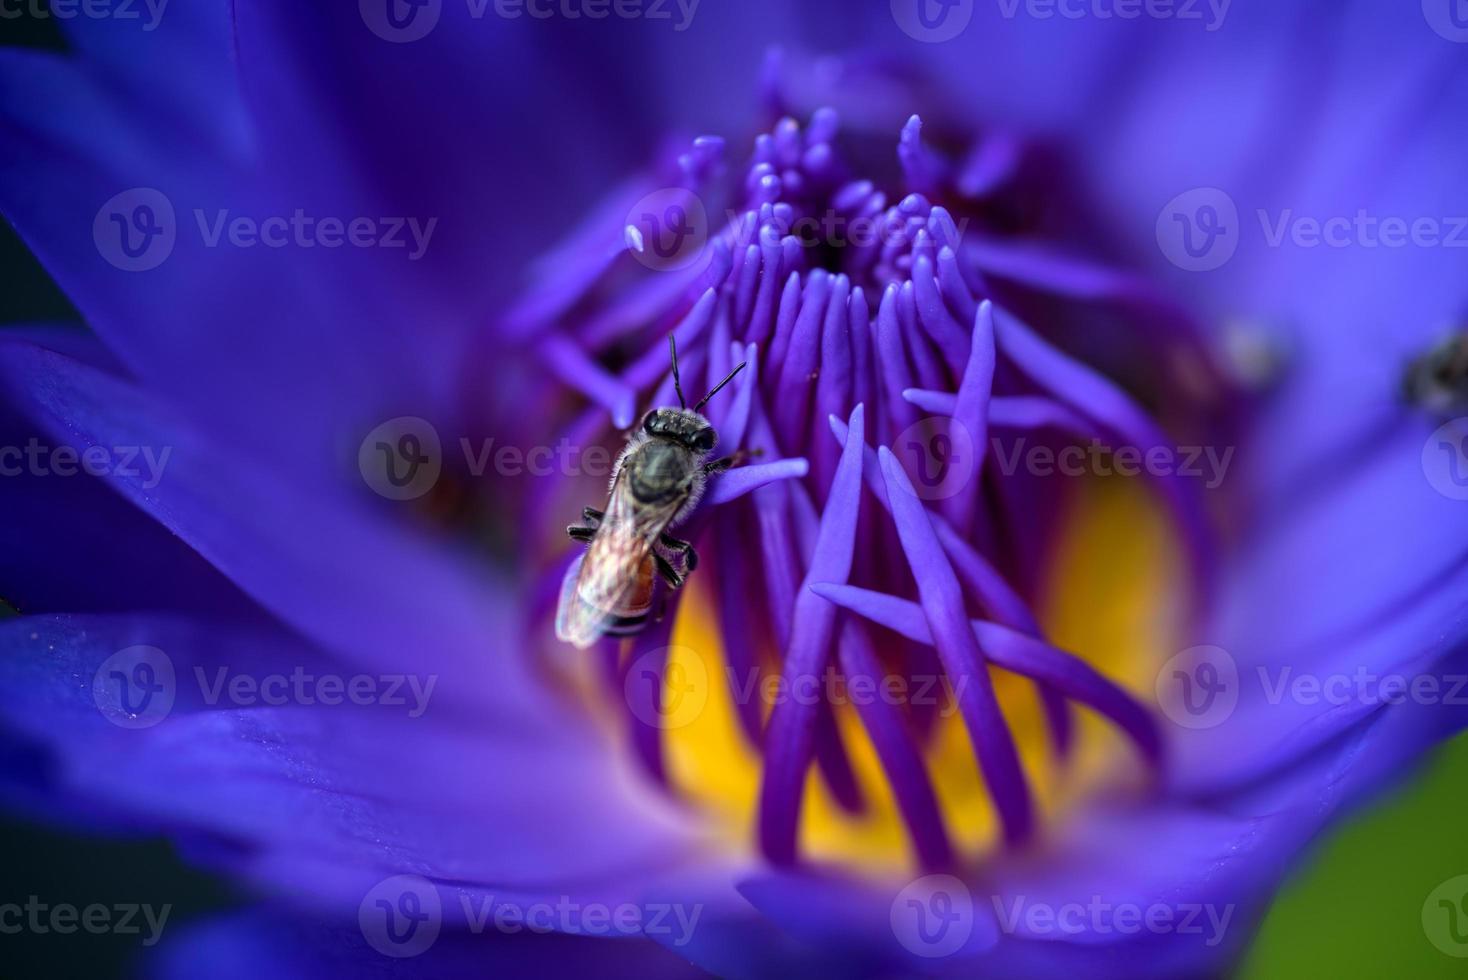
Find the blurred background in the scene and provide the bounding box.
[4,5,1468,978]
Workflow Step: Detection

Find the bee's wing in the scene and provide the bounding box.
[555,474,685,649]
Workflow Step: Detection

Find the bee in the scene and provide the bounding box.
[556,337,748,649]
[1403,331,1468,416]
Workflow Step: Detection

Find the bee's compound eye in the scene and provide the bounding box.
[693,428,716,453]
[642,412,659,434]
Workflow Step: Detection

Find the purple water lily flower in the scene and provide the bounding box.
[3,3,1468,978]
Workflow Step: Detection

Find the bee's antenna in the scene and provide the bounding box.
[693,361,748,412]
[669,335,687,410]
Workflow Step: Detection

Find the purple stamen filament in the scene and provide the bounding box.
[529,110,1191,872]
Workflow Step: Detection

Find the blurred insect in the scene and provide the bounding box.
[1403,331,1468,415]
[556,337,748,649]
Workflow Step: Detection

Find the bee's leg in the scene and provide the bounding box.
[658,533,698,572]
[702,448,763,475]
[568,508,606,542]
[653,553,685,589]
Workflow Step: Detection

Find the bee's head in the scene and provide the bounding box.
[642,408,717,454]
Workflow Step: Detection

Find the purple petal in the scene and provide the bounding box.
[0,339,529,706]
